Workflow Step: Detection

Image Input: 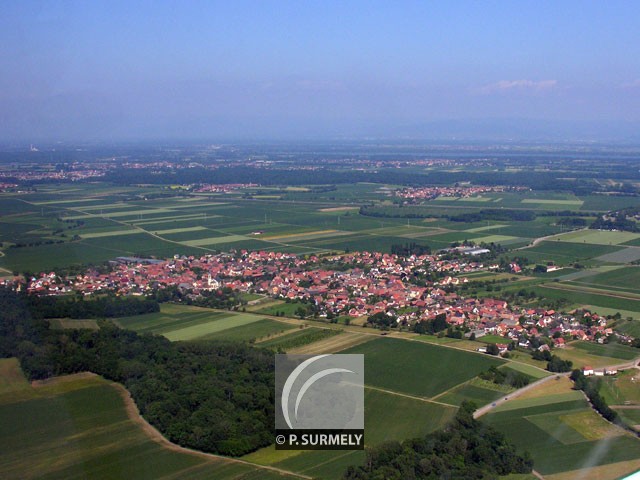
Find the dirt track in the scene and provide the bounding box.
[111,382,311,479]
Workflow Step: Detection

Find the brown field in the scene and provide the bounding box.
[289,331,374,354]
[262,230,351,241]
[0,369,108,406]
[553,346,624,369]
[318,206,359,212]
[0,359,29,395]
[516,375,574,400]
[246,298,283,312]
[346,315,368,326]
[560,410,622,441]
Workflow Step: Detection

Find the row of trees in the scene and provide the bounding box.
[570,370,620,424]
[26,294,160,319]
[479,365,530,389]
[532,349,574,372]
[591,214,640,232]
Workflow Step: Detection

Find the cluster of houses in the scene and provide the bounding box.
[582,366,618,376]
[3,249,624,349]
[0,182,18,192]
[0,167,106,182]
[393,185,529,201]
[192,183,258,193]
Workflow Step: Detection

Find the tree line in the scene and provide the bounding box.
[26,294,160,319]
[570,369,620,424]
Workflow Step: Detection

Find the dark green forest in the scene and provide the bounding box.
[26,294,160,319]
[0,287,274,456]
[343,402,532,479]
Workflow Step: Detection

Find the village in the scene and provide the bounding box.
[7,248,623,355]
[393,185,530,201]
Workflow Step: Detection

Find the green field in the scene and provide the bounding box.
[548,340,639,369]
[597,247,640,264]
[115,304,268,341]
[163,312,267,341]
[479,334,510,344]
[3,183,640,273]
[0,363,291,480]
[247,387,456,480]
[242,388,457,479]
[521,240,623,266]
[570,341,639,361]
[361,387,457,443]
[199,318,295,342]
[0,186,584,273]
[566,266,640,295]
[272,450,365,480]
[499,362,546,379]
[556,229,640,245]
[342,337,505,398]
[255,301,309,317]
[436,382,506,406]
[257,327,341,351]
[615,319,640,337]
[531,285,640,313]
[484,396,640,476]
[521,198,583,206]
[615,408,640,428]
[598,369,640,406]
[114,304,223,331]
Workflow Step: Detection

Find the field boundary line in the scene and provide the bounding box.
[17,198,223,254]
[363,384,457,408]
[430,377,512,402]
[540,283,640,301]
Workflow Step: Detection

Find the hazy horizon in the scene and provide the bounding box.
[2,1,640,143]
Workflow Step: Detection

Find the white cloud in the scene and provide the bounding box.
[477,79,557,95]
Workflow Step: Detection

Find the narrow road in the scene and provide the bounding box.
[473,357,640,419]
[472,373,566,419]
[514,227,589,250]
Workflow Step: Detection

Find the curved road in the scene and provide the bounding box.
[514,227,589,251]
[474,357,640,419]
[473,358,639,480]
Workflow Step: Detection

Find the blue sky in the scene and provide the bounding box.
[1,1,639,141]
